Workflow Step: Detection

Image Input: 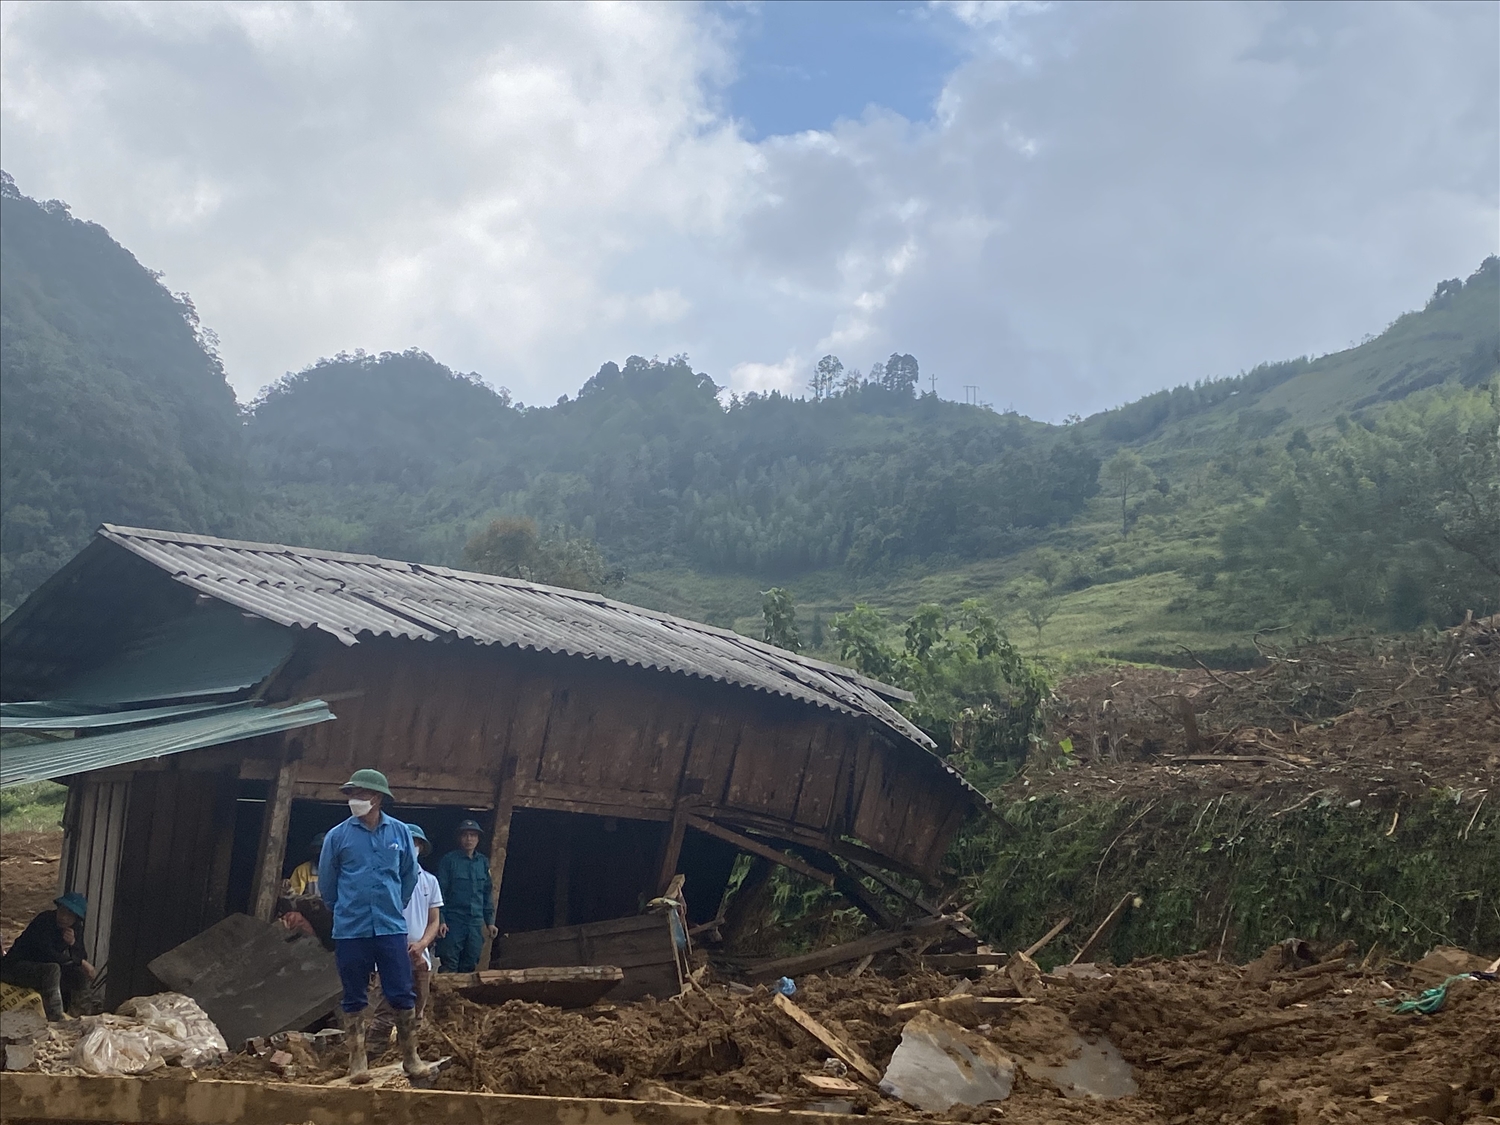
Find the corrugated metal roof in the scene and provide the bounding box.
[95,525,939,755]
[55,604,296,704]
[1,700,241,731]
[0,699,335,788]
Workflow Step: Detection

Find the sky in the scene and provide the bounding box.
[1,0,1495,418]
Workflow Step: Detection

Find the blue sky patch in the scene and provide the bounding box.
[717,1,970,137]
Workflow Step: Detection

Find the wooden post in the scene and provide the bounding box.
[249,753,299,923]
[475,758,517,971]
[655,798,695,895]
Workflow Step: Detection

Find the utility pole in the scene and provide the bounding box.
[929,373,937,397]
[963,385,979,406]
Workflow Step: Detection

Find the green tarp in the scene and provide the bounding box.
[0,699,335,789]
[54,607,298,704]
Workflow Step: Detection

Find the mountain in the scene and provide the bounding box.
[1,174,1494,662]
[0,173,246,611]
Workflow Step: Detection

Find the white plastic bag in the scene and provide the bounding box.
[115,993,227,1067]
[72,1019,165,1075]
[71,993,229,1073]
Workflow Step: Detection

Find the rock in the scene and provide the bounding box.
[4,1043,36,1071]
[1025,1035,1138,1099]
[0,1009,47,1043]
[1049,963,1111,981]
[878,1011,1015,1113]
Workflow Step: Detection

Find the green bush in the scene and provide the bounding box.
[0,780,67,832]
[957,790,1498,965]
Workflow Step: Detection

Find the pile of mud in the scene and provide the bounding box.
[1034,617,1499,804]
[214,946,1497,1122]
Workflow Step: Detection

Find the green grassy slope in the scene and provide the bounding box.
[621,265,1499,668]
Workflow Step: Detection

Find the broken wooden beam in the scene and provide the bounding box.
[1023,916,1071,959]
[249,755,297,923]
[428,965,623,1008]
[771,993,881,1084]
[893,995,1037,1019]
[922,952,1010,971]
[0,1072,856,1124]
[1070,894,1135,966]
[742,914,958,980]
[1274,976,1338,1008]
[685,818,835,887]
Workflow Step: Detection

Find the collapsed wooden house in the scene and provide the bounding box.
[1,526,983,1007]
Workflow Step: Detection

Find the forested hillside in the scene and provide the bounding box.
[246,351,1097,574]
[0,173,246,609]
[1,175,1495,665]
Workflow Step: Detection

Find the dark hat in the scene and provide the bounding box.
[339,768,394,801]
[406,823,429,845]
[55,892,87,919]
[456,819,483,835]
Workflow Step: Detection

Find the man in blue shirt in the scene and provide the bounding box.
[435,819,498,973]
[318,769,431,1082]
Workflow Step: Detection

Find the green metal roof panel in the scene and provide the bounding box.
[0,700,241,731]
[55,605,297,704]
[0,699,335,788]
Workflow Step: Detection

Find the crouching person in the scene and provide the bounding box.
[319,769,433,1082]
[0,892,95,1020]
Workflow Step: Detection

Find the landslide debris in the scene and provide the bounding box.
[1032,616,1499,804]
[200,947,1498,1123]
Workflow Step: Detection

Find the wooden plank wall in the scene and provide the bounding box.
[106,768,238,1009]
[271,637,973,879]
[59,779,130,986]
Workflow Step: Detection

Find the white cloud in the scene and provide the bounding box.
[728,354,801,396]
[0,1,1494,419]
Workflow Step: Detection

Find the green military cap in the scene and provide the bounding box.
[339,768,395,801]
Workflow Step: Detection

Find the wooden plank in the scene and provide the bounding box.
[514,779,673,812]
[476,758,518,973]
[1071,894,1134,966]
[685,818,834,888]
[1024,916,1072,959]
[0,1072,852,1124]
[429,966,624,1008]
[771,993,880,1084]
[838,854,941,912]
[492,913,681,1001]
[791,723,841,831]
[894,996,1037,1017]
[923,953,1011,971]
[250,755,298,923]
[743,915,958,981]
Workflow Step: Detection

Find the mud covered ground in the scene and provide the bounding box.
[203,944,1499,1123]
[1027,617,1499,807]
[0,830,63,947]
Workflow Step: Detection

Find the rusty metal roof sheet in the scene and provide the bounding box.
[94,526,947,761]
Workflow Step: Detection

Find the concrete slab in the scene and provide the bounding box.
[147,914,342,1048]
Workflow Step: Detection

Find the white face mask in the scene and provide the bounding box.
[348,798,373,818]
